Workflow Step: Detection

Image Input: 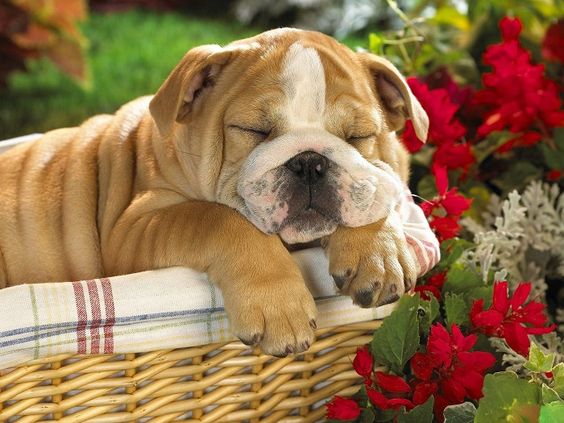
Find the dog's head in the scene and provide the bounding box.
[149,29,428,244]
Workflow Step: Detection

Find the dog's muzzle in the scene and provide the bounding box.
[235,129,404,244]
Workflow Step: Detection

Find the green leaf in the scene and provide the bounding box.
[353,384,369,405]
[360,408,376,423]
[551,363,564,398]
[540,127,564,171]
[541,384,562,404]
[419,296,440,334]
[431,6,470,30]
[492,161,542,194]
[444,402,477,423]
[525,343,555,373]
[438,238,474,271]
[397,396,434,423]
[416,174,437,202]
[475,372,541,423]
[540,401,564,423]
[444,293,469,326]
[444,262,484,295]
[467,286,494,309]
[473,131,515,164]
[371,295,420,374]
[369,33,385,55]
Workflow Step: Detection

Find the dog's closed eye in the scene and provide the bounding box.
[346,133,376,143]
[229,125,271,141]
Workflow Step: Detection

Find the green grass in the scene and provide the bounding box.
[0,10,368,139]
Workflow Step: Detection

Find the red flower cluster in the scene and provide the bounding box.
[402,78,474,173]
[414,271,446,301]
[473,17,564,150]
[470,281,557,356]
[411,324,496,421]
[421,164,472,242]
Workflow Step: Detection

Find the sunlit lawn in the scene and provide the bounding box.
[0,9,367,139]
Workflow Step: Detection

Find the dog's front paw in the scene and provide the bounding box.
[324,218,416,308]
[224,277,317,357]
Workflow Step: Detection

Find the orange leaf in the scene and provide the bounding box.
[11,22,55,49]
[45,35,87,82]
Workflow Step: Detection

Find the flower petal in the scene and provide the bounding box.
[326,396,362,420]
[387,398,415,410]
[367,388,389,410]
[353,346,374,378]
[411,352,435,381]
[504,322,531,356]
[493,281,509,313]
[510,282,531,310]
[413,381,438,405]
[375,372,411,393]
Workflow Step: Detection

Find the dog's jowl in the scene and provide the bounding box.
[0,28,428,356]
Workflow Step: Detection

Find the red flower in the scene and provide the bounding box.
[402,77,473,173]
[473,16,564,142]
[547,169,563,181]
[415,271,446,300]
[500,16,522,41]
[470,281,557,356]
[421,164,472,242]
[367,371,414,411]
[353,346,373,381]
[497,131,542,153]
[411,324,496,422]
[326,396,361,420]
[542,19,564,63]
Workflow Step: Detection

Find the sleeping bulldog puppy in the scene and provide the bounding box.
[0,29,428,356]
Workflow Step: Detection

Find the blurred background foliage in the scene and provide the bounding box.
[0,0,562,138]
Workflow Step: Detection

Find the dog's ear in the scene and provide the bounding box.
[358,53,429,142]
[149,45,232,137]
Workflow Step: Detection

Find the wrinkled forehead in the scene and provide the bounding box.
[277,40,376,123]
[226,33,380,130]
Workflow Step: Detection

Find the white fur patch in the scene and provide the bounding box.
[281,43,326,129]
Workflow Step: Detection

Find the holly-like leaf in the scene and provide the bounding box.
[444,402,477,423]
[525,343,555,373]
[419,296,440,334]
[541,384,562,404]
[397,396,434,423]
[444,262,483,294]
[444,292,469,326]
[371,295,420,374]
[475,372,541,423]
[551,363,564,397]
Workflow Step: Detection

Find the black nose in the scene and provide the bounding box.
[285,151,329,185]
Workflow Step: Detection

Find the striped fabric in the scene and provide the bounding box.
[0,136,440,370]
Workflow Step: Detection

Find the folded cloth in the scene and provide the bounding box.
[0,136,439,370]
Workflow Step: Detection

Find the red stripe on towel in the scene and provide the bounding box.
[86,280,101,354]
[406,235,429,275]
[72,282,87,354]
[100,278,115,354]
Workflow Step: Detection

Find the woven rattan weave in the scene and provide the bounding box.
[0,321,380,422]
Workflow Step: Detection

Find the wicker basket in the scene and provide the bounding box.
[0,320,380,422]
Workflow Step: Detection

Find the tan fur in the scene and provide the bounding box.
[0,29,427,355]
